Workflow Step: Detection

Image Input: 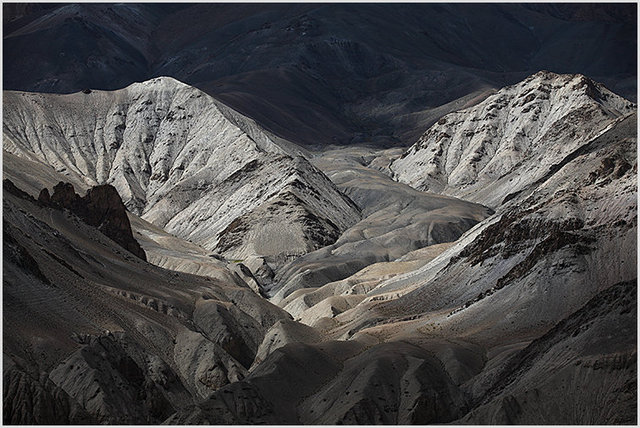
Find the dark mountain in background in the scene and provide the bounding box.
[3,3,636,147]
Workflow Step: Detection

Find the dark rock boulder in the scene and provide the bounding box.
[49,182,80,208]
[44,182,147,261]
[37,187,51,204]
[81,185,146,261]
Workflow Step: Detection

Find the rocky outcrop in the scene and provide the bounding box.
[48,333,186,424]
[41,182,146,261]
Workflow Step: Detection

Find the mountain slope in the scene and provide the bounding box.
[3,179,292,424]
[380,112,636,330]
[390,71,635,207]
[2,148,251,287]
[38,181,146,261]
[3,77,361,271]
[458,279,636,424]
[3,4,172,93]
[2,71,636,424]
[243,76,636,423]
[315,113,636,424]
[269,146,493,303]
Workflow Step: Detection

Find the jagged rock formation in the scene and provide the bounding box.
[391,71,635,207]
[37,181,146,260]
[3,77,361,271]
[2,149,249,287]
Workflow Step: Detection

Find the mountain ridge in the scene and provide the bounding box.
[3,77,361,272]
[2,49,636,424]
[390,71,635,207]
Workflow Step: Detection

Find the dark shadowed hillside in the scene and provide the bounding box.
[3,3,636,147]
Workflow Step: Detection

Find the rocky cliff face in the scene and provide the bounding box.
[3,77,361,270]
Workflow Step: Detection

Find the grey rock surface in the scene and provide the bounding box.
[391,71,635,207]
[2,182,290,423]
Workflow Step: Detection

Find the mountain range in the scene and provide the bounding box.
[4,3,636,147]
[4,68,636,424]
[2,3,637,425]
